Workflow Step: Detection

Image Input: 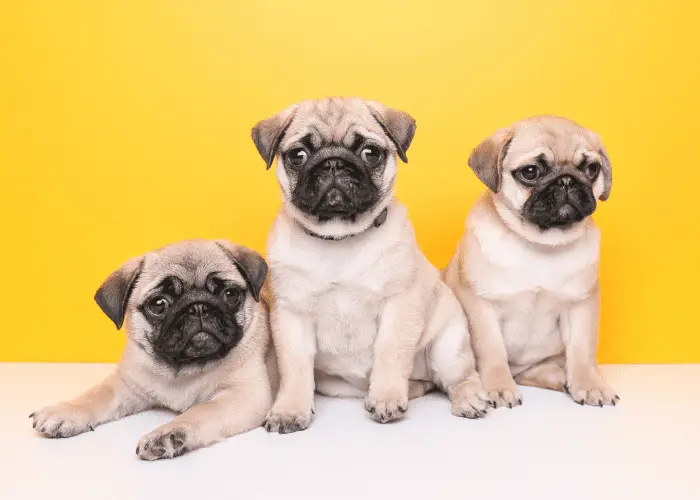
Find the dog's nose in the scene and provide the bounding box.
[323,158,345,171]
[557,175,573,187]
[187,303,210,317]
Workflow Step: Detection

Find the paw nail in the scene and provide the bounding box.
[28,413,35,419]
[136,445,140,454]
[88,425,95,431]
[578,400,584,406]
[517,398,522,405]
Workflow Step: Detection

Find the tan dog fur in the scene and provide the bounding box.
[444,116,619,408]
[30,240,274,460]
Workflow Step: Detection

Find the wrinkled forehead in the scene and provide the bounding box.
[135,244,245,299]
[505,120,601,169]
[281,99,389,150]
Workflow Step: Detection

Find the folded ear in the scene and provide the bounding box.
[468,127,515,193]
[215,240,268,302]
[251,105,297,170]
[366,101,416,163]
[598,145,612,201]
[94,255,144,330]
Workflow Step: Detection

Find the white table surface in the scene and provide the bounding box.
[1,363,698,500]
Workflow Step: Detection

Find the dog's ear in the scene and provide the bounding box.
[468,127,515,193]
[366,101,416,163]
[598,145,612,201]
[215,240,268,302]
[94,255,144,330]
[251,105,297,170]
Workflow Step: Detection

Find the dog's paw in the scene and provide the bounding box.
[136,426,190,461]
[29,404,95,438]
[365,392,408,424]
[449,380,490,419]
[483,377,522,409]
[565,375,619,407]
[263,407,312,434]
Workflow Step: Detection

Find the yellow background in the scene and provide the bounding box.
[2,1,699,363]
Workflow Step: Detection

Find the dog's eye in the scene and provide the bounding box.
[361,146,382,166]
[286,148,308,168]
[146,296,169,316]
[516,165,541,183]
[222,288,243,307]
[581,162,601,181]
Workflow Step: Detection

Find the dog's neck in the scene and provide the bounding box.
[301,207,389,241]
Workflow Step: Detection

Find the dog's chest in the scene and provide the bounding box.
[313,283,382,379]
[140,370,216,412]
[270,235,408,381]
[281,260,389,379]
[466,226,599,301]
[497,291,566,367]
[465,223,600,368]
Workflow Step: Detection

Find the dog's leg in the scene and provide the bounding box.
[315,373,367,398]
[408,380,435,400]
[452,284,522,409]
[560,287,619,407]
[136,371,272,461]
[30,371,149,438]
[425,286,490,418]
[263,305,316,433]
[513,356,567,392]
[365,294,424,423]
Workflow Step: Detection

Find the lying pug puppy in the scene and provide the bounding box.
[444,115,619,407]
[251,97,489,433]
[30,239,273,460]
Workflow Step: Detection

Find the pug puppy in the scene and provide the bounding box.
[444,115,619,408]
[29,239,273,460]
[251,97,489,433]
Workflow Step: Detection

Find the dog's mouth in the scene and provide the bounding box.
[181,331,222,359]
[522,177,596,230]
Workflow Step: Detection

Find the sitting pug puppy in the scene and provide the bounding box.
[444,115,619,408]
[251,97,489,433]
[30,239,273,460]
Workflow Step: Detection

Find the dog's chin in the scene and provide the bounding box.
[284,196,390,240]
[525,204,588,231]
[492,195,591,247]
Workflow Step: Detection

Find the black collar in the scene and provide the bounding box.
[301,208,388,241]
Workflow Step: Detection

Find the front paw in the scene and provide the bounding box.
[449,379,490,419]
[365,392,408,424]
[565,374,619,407]
[30,403,95,438]
[483,376,522,409]
[263,406,312,434]
[136,426,190,461]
